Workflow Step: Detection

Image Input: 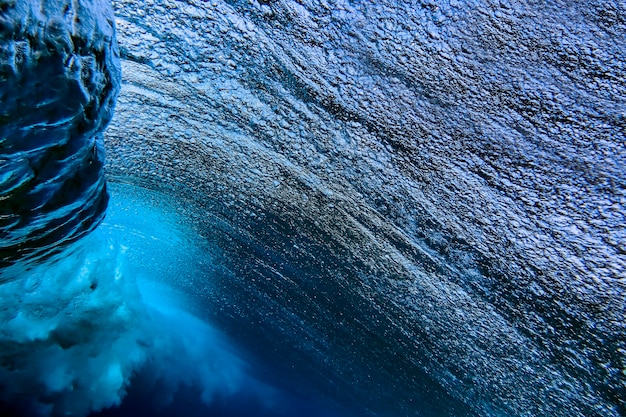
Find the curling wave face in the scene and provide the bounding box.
[104,0,625,416]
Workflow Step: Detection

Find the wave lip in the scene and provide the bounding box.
[0,0,121,268]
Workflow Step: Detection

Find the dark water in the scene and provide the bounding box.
[92,367,348,417]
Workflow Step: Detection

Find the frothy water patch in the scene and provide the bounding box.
[0,183,343,417]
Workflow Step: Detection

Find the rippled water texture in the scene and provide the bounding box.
[1,0,625,416]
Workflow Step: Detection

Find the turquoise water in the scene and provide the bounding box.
[0,182,350,417]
